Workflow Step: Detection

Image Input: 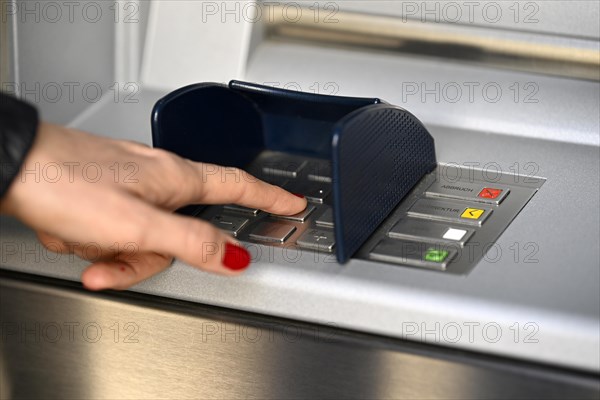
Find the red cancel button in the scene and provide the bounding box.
[478,187,503,199]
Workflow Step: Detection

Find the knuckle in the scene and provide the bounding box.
[144,150,189,198]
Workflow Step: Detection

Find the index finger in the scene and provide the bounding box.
[183,162,307,216]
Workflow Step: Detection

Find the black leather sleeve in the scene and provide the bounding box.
[0,93,39,198]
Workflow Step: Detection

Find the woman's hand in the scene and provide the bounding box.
[0,123,307,290]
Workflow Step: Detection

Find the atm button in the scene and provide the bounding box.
[408,198,492,227]
[442,228,468,241]
[296,228,335,252]
[426,181,509,205]
[316,207,334,228]
[261,157,306,178]
[224,205,260,216]
[210,215,249,237]
[271,205,316,222]
[461,208,486,220]
[424,249,449,263]
[389,218,473,247]
[479,187,503,200]
[369,239,457,271]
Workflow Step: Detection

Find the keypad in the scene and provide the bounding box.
[198,151,540,273]
[354,161,542,274]
[199,152,336,253]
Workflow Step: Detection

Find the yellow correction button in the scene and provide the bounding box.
[461,208,485,220]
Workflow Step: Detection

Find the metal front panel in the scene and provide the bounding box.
[0,88,598,372]
[1,272,598,399]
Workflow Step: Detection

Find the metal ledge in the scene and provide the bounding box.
[1,270,598,399]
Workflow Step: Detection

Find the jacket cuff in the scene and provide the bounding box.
[0,93,40,199]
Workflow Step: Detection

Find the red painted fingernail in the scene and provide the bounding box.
[293,193,305,198]
[223,243,251,271]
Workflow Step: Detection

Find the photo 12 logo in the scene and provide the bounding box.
[1,321,140,344]
[1,240,139,265]
[0,161,139,184]
[399,1,540,24]
[1,82,139,105]
[197,2,340,23]
[1,1,140,24]
[400,81,540,104]
[401,321,540,344]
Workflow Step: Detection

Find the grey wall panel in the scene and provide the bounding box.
[11,0,115,124]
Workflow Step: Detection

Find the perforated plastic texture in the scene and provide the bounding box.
[332,105,437,262]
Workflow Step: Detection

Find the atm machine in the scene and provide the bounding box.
[1,1,599,398]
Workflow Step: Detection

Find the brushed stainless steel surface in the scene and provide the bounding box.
[1,272,598,400]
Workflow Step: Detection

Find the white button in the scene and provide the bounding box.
[443,228,467,241]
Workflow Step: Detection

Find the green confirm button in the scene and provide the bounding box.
[424,249,449,263]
